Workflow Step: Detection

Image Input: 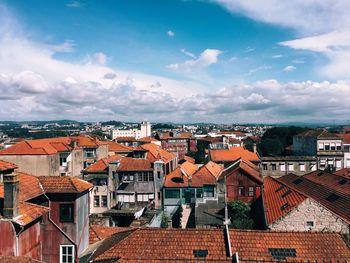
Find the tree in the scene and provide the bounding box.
[161,213,169,228]
[227,201,254,229]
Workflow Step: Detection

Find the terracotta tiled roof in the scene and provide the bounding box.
[203,161,223,179]
[0,160,17,171]
[38,176,93,193]
[304,170,350,196]
[263,176,307,225]
[334,168,350,178]
[210,146,259,162]
[104,141,133,153]
[0,172,43,201]
[0,256,45,263]
[137,136,159,143]
[276,173,350,224]
[14,202,49,226]
[115,137,137,142]
[140,143,176,163]
[94,228,229,262]
[85,155,123,173]
[220,159,263,184]
[0,135,100,156]
[117,157,152,171]
[164,161,220,188]
[337,133,350,144]
[183,155,195,164]
[230,229,350,262]
[92,228,350,262]
[296,129,339,139]
[90,225,131,244]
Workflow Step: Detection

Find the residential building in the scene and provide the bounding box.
[196,136,242,160]
[263,171,350,243]
[0,160,93,263]
[82,228,350,262]
[338,133,350,168]
[0,135,108,176]
[209,146,260,165]
[100,140,133,156]
[163,161,224,227]
[208,131,247,140]
[111,121,151,140]
[293,130,344,170]
[218,159,263,203]
[155,131,196,160]
[260,156,317,177]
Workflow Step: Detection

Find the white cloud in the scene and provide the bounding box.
[213,0,350,78]
[283,65,296,72]
[292,59,304,64]
[167,30,175,37]
[92,52,107,65]
[271,54,283,58]
[66,1,82,8]
[167,49,222,71]
[247,65,271,76]
[180,48,196,58]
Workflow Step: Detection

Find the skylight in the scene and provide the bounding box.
[268,248,296,260]
[326,193,340,202]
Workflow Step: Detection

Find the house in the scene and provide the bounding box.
[0,135,109,176]
[338,133,350,168]
[260,156,317,177]
[100,140,133,156]
[82,228,350,262]
[293,130,344,170]
[155,131,196,160]
[218,159,263,203]
[0,160,93,263]
[137,136,161,146]
[263,171,350,243]
[196,136,242,160]
[163,161,224,227]
[209,131,247,140]
[209,146,260,165]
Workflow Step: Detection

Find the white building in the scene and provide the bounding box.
[111,121,151,140]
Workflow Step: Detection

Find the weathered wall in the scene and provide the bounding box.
[0,220,16,256]
[0,154,59,176]
[18,221,43,260]
[70,148,84,176]
[75,193,90,256]
[96,145,108,160]
[270,198,349,240]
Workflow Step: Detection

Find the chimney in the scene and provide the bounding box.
[3,172,20,219]
[253,143,257,153]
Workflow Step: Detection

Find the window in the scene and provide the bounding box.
[143,172,148,181]
[137,173,142,182]
[85,148,96,158]
[59,204,74,223]
[60,156,67,166]
[238,186,244,196]
[306,221,315,228]
[101,196,107,207]
[157,171,161,179]
[262,163,268,170]
[94,196,100,207]
[149,173,154,181]
[164,189,180,199]
[299,163,305,172]
[203,185,214,197]
[248,187,254,197]
[271,163,277,171]
[336,142,342,151]
[280,163,286,172]
[157,191,161,200]
[60,245,75,263]
[288,163,294,171]
[318,143,324,150]
[336,160,342,168]
[324,143,330,151]
[330,143,336,151]
[311,163,317,171]
[196,188,203,198]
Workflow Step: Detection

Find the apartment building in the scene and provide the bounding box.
[111,121,151,140]
[338,134,350,168]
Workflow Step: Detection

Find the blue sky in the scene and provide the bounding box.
[0,0,349,123]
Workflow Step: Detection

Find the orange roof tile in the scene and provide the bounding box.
[90,225,131,244]
[230,229,350,262]
[85,155,123,173]
[337,133,350,144]
[183,155,195,164]
[263,176,307,225]
[205,161,223,179]
[140,143,176,163]
[180,161,198,177]
[118,157,152,171]
[137,136,159,143]
[38,176,93,193]
[14,202,49,226]
[0,160,17,171]
[220,159,263,184]
[210,146,259,162]
[334,168,350,178]
[104,141,133,153]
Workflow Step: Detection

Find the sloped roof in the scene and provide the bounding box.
[180,161,198,177]
[13,202,49,226]
[220,159,263,184]
[103,141,133,153]
[183,155,195,164]
[263,176,307,225]
[140,143,176,163]
[334,168,350,178]
[210,146,259,162]
[0,160,18,171]
[337,133,350,144]
[89,225,131,244]
[276,173,350,224]
[296,129,339,139]
[85,155,123,173]
[137,136,159,143]
[0,135,100,156]
[38,176,93,193]
[117,157,153,171]
[91,228,350,262]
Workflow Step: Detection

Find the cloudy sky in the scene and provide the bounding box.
[1,0,350,124]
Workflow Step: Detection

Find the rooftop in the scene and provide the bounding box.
[210,146,259,163]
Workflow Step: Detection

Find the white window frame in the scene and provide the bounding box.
[336,160,342,168]
[318,143,324,150]
[280,163,286,172]
[60,245,75,263]
[288,163,294,171]
[299,163,306,172]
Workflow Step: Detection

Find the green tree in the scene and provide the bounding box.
[161,213,169,228]
[228,201,254,229]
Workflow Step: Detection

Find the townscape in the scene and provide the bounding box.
[0,121,349,262]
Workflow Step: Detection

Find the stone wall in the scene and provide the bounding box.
[270,198,349,241]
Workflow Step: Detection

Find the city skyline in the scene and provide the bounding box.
[0,0,349,123]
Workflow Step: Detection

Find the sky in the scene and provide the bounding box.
[0,0,350,124]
